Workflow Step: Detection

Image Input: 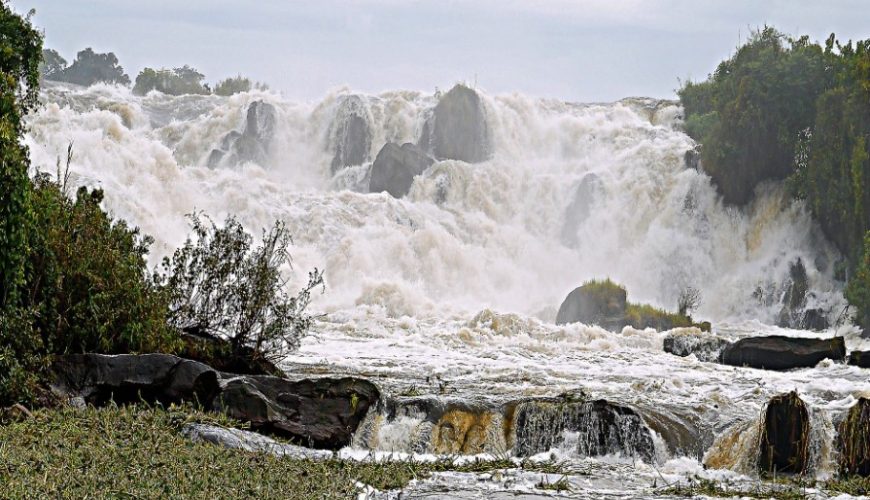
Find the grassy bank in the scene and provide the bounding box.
[0,404,565,499]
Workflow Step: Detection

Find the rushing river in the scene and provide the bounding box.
[26,82,868,498]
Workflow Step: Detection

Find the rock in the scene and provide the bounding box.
[684,146,701,170]
[50,353,220,408]
[837,398,870,476]
[369,142,434,198]
[560,173,603,247]
[555,280,627,328]
[215,375,379,450]
[510,394,655,462]
[758,391,810,474]
[720,335,845,370]
[329,95,372,173]
[179,331,284,377]
[419,84,490,163]
[182,423,332,459]
[799,308,829,331]
[663,331,731,362]
[848,351,870,368]
[208,100,277,167]
[378,397,500,454]
[776,259,809,329]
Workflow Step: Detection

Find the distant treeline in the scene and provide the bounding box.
[39,48,267,96]
[679,27,870,328]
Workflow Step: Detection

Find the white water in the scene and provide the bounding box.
[26,82,868,498]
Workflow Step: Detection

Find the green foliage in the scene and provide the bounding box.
[37,48,65,81]
[159,214,323,364]
[133,65,210,96]
[47,47,130,86]
[0,308,44,405]
[213,74,268,96]
[0,1,41,309]
[846,232,870,328]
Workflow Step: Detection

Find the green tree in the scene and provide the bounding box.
[51,47,130,86]
[38,48,66,81]
[846,232,870,328]
[133,65,210,96]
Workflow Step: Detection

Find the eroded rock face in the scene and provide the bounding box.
[419,84,490,163]
[720,335,845,371]
[329,95,372,173]
[837,398,870,477]
[663,331,731,363]
[215,375,380,449]
[555,282,627,328]
[560,173,603,247]
[369,142,434,198]
[208,100,277,167]
[50,353,220,408]
[509,395,655,462]
[758,391,810,475]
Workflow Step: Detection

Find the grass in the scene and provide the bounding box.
[536,475,572,492]
[658,477,807,499]
[0,404,568,499]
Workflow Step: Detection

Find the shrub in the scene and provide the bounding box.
[159,214,323,365]
[48,47,130,86]
[846,232,870,328]
[213,75,268,96]
[38,48,66,81]
[133,65,210,96]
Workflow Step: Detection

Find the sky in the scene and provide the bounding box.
[14,0,870,103]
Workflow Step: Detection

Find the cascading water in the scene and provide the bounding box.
[26,81,870,497]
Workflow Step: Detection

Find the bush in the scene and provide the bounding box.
[213,75,268,96]
[38,48,65,81]
[47,47,130,86]
[159,214,323,365]
[133,65,210,96]
[846,232,870,328]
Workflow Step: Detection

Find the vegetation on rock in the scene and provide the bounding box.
[43,47,130,86]
[133,65,210,96]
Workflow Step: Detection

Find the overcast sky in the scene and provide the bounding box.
[14,0,869,103]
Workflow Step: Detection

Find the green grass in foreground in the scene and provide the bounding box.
[660,475,870,499]
[0,404,566,499]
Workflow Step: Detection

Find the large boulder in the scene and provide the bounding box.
[837,398,870,477]
[329,95,372,173]
[663,331,731,362]
[848,351,870,368]
[208,100,277,167]
[555,280,627,329]
[215,375,380,449]
[560,173,603,247]
[775,258,829,331]
[758,391,810,475]
[369,142,434,198]
[419,84,490,163]
[509,394,655,462]
[720,335,845,370]
[50,353,220,408]
[182,423,332,459]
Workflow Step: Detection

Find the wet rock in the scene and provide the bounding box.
[208,100,277,167]
[369,142,434,198]
[329,95,372,173]
[555,280,627,328]
[509,395,655,462]
[848,351,870,368]
[182,423,332,459]
[758,391,810,475]
[215,375,379,449]
[684,146,701,171]
[799,308,829,331]
[663,331,731,362]
[560,173,603,247]
[641,407,711,459]
[50,353,220,408]
[419,84,490,163]
[720,335,845,370]
[179,331,284,377]
[837,398,870,477]
[776,259,809,329]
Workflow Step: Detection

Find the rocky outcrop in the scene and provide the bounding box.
[50,353,220,408]
[215,375,380,449]
[182,423,331,459]
[758,391,810,474]
[720,335,845,370]
[774,259,829,331]
[663,331,731,362]
[179,331,283,377]
[684,146,701,171]
[848,351,870,368]
[555,281,627,328]
[369,142,434,198]
[837,398,870,477]
[419,84,490,163]
[509,394,655,462]
[208,100,277,167]
[329,95,372,173]
[560,173,603,247]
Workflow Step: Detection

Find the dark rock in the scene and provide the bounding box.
[721,335,845,370]
[663,331,731,362]
[369,142,434,198]
[560,173,603,247]
[215,376,379,449]
[640,407,710,459]
[509,395,655,462]
[684,146,701,170]
[848,351,870,368]
[799,308,829,331]
[420,84,490,163]
[329,95,372,173]
[179,331,284,377]
[50,353,220,408]
[837,398,870,477]
[555,281,627,328]
[758,391,810,475]
[208,100,277,167]
[776,259,810,329]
